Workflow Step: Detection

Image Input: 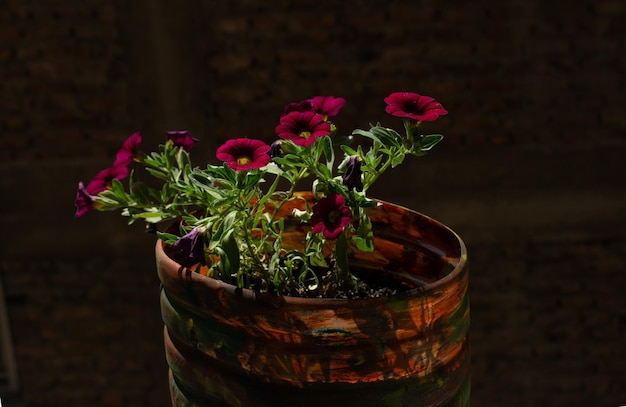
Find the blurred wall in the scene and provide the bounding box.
[0,1,624,406]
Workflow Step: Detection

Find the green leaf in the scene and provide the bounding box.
[390,152,406,168]
[156,232,180,244]
[176,148,191,171]
[132,211,170,222]
[340,144,358,156]
[263,162,283,175]
[353,212,374,252]
[419,134,444,152]
[352,128,380,144]
[317,162,332,180]
[110,179,127,201]
[369,126,404,148]
[220,229,240,276]
[319,134,334,168]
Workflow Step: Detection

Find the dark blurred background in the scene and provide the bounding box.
[0,1,624,406]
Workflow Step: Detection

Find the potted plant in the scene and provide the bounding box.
[76,92,469,406]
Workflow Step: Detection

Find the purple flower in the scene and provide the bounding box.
[384,92,448,122]
[216,138,271,171]
[170,227,206,267]
[167,130,199,151]
[275,111,331,147]
[342,156,363,192]
[113,132,142,167]
[311,194,353,239]
[74,182,94,217]
[309,96,346,118]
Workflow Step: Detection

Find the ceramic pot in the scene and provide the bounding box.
[156,194,469,406]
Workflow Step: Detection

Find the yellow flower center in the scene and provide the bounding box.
[299,131,311,139]
[327,210,339,223]
[237,156,251,165]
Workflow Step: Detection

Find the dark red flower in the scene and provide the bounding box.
[310,96,346,118]
[114,132,142,167]
[284,100,313,115]
[342,156,363,192]
[167,130,199,151]
[275,111,331,147]
[85,165,129,195]
[170,227,206,267]
[384,92,448,122]
[74,182,94,217]
[216,138,271,171]
[311,194,353,239]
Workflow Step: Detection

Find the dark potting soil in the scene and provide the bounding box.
[310,268,417,299]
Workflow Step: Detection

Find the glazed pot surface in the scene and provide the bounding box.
[157,194,469,406]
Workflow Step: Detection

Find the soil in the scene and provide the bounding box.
[310,268,415,299]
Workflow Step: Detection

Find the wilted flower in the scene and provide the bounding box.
[74,182,94,217]
[311,194,353,239]
[167,131,199,151]
[170,227,206,267]
[384,92,448,122]
[216,138,271,171]
[275,111,331,147]
[342,156,363,192]
[269,140,283,159]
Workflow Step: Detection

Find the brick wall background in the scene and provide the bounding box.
[1,1,624,406]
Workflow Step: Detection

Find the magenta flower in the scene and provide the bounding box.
[310,96,346,118]
[75,160,131,217]
[84,165,129,195]
[275,111,331,147]
[170,227,206,267]
[74,182,94,217]
[216,138,271,171]
[384,92,448,122]
[311,194,353,239]
[113,132,142,167]
[167,130,199,151]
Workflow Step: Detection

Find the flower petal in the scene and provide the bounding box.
[384,92,447,122]
[216,138,271,171]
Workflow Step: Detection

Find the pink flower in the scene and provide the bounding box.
[113,132,142,167]
[167,130,199,151]
[384,92,448,122]
[311,194,353,239]
[216,138,271,171]
[309,96,346,118]
[275,111,331,147]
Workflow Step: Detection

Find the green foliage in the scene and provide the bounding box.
[87,103,445,297]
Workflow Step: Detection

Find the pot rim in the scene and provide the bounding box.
[156,199,467,305]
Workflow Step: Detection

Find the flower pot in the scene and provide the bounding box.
[156,194,469,406]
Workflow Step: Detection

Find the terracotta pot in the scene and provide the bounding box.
[156,194,469,406]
